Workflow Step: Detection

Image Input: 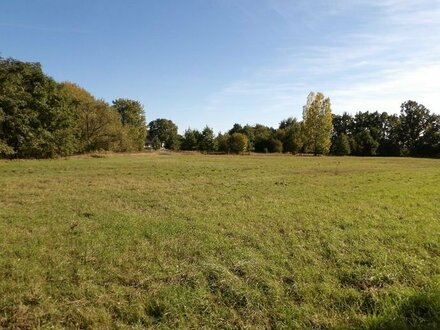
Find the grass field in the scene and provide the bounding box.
[1,153,440,329]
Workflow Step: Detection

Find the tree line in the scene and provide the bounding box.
[1,57,439,158]
[149,95,440,158]
[144,92,332,155]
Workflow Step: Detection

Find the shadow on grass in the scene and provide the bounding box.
[365,283,440,330]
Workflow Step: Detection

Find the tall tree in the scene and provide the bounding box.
[302,92,333,155]
[399,100,432,155]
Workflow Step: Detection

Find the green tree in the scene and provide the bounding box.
[333,134,351,155]
[279,117,297,130]
[0,58,76,158]
[227,123,254,151]
[198,126,217,152]
[377,113,401,156]
[181,128,200,151]
[302,92,333,155]
[0,140,13,156]
[332,113,353,147]
[268,138,283,153]
[332,111,402,157]
[60,82,123,153]
[228,133,248,154]
[228,123,243,135]
[112,98,147,151]
[0,109,14,156]
[413,114,440,157]
[399,100,432,155]
[76,100,123,152]
[253,124,273,153]
[353,129,379,156]
[152,136,162,150]
[241,125,255,151]
[278,118,303,154]
[148,118,180,150]
[216,133,230,153]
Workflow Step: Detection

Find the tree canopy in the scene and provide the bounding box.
[0,58,147,158]
[148,118,180,150]
[0,58,76,158]
[112,98,147,151]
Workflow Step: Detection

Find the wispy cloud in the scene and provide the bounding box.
[206,0,440,129]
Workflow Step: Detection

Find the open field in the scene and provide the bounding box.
[1,153,440,329]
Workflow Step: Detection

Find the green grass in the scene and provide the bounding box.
[1,153,440,329]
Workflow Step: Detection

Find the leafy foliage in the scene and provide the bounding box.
[0,58,76,158]
[330,103,439,158]
[399,100,432,155]
[268,138,283,153]
[181,128,200,151]
[216,133,230,153]
[302,92,333,155]
[0,58,148,158]
[112,98,147,151]
[60,83,124,153]
[277,118,303,154]
[228,133,248,154]
[198,126,217,152]
[148,118,180,150]
[333,133,351,155]
[152,136,162,150]
[352,129,379,156]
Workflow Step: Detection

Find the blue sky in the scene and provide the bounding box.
[1,0,439,133]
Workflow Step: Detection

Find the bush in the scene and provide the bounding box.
[268,138,283,153]
[228,133,248,154]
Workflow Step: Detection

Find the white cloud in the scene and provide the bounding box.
[330,64,440,113]
[205,0,440,130]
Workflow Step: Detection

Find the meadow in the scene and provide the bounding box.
[1,153,440,329]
